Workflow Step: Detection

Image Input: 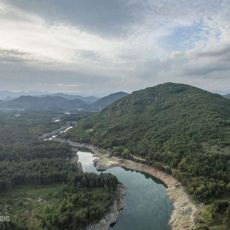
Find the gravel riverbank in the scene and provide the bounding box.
[94,152,199,230]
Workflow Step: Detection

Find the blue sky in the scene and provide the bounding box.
[0,0,229,95]
[163,22,205,51]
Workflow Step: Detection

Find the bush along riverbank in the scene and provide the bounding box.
[87,184,126,230]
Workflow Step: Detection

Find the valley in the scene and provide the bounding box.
[0,82,229,229]
[2,1,230,229]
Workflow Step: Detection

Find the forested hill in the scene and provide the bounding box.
[66,82,230,229]
[68,82,230,158]
[0,95,87,111]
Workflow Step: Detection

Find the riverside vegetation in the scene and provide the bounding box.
[65,83,230,229]
[0,111,119,230]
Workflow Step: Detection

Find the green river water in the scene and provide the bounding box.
[78,151,172,230]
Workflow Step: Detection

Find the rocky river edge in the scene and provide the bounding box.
[93,155,199,230]
[61,139,201,230]
[67,141,127,230]
[86,184,126,230]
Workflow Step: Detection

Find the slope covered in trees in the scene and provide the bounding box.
[66,82,230,229]
[89,91,128,111]
[0,173,119,230]
[0,95,87,112]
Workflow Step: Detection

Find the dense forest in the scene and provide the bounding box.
[66,83,230,229]
[0,173,119,230]
[0,111,119,229]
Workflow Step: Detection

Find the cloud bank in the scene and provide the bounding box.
[0,0,230,95]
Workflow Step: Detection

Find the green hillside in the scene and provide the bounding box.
[66,83,230,229]
[90,91,128,111]
[224,94,230,99]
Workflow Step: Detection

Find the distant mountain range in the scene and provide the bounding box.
[0,91,98,103]
[0,91,128,112]
[0,96,86,112]
[0,91,46,101]
[50,93,98,103]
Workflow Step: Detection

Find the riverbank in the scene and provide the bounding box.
[42,132,127,230]
[94,153,199,230]
[66,141,199,230]
[71,145,127,230]
[87,184,126,230]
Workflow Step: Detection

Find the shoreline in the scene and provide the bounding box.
[94,152,198,230]
[43,136,127,230]
[69,141,199,230]
[71,143,127,230]
[87,184,126,230]
[54,138,200,229]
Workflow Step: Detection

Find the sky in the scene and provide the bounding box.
[0,0,230,96]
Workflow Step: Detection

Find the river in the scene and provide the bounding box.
[78,150,172,230]
[41,124,173,229]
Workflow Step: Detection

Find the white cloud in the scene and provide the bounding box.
[0,0,230,94]
[0,2,124,66]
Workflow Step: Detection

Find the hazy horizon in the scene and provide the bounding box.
[0,82,229,98]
